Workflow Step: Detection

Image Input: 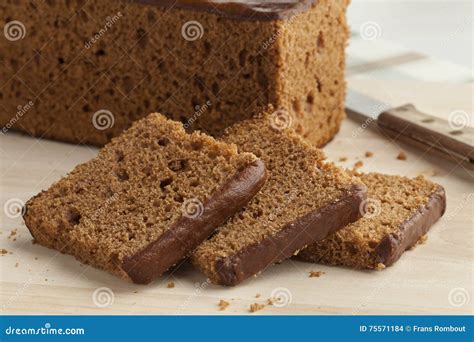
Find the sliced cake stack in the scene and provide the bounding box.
[23,111,446,285]
[24,113,267,284]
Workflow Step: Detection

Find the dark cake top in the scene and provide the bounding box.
[133,0,316,20]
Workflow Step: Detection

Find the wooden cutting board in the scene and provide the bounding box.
[1,79,472,315]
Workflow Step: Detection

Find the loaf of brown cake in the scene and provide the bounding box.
[1,0,349,147]
[191,112,366,286]
[297,172,446,269]
[23,113,267,284]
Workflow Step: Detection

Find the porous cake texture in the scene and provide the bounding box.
[297,172,446,269]
[191,112,366,286]
[1,0,349,147]
[23,113,267,284]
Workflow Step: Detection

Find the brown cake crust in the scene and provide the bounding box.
[121,159,267,284]
[213,184,366,286]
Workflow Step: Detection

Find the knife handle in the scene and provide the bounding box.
[377,104,474,168]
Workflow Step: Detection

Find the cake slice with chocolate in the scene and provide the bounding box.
[23,113,266,284]
[191,112,366,286]
[297,172,446,269]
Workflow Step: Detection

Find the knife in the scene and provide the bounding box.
[345,89,474,170]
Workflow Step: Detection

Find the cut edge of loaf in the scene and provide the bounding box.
[1,0,349,148]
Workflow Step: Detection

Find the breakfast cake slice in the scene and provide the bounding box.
[297,172,446,269]
[191,111,367,286]
[23,113,266,284]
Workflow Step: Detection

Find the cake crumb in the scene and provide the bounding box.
[218,299,230,311]
[365,151,374,158]
[410,235,429,250]
[354,161,364,169]
[309,271,325,278]
[255,293,261,298]
[15,262,19,268]
[267,298,274,305]
[8,229,17,239]
[417,235,428,245]
[0,249,8,256]
[339,157,348,162]
[166,281,175,288]
[249,303,265,313]
[375,263,386,270]
[397,152,407,160]
[418,169,439,177]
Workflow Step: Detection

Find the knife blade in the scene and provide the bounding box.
[345,88,474,170]
[346,88,392,122]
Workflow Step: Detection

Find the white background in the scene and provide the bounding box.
[349,0,473,69]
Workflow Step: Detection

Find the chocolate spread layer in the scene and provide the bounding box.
[131,0,316,20]
[212,184,367,286]
[121,159,267,284]
[375,186,446,266]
